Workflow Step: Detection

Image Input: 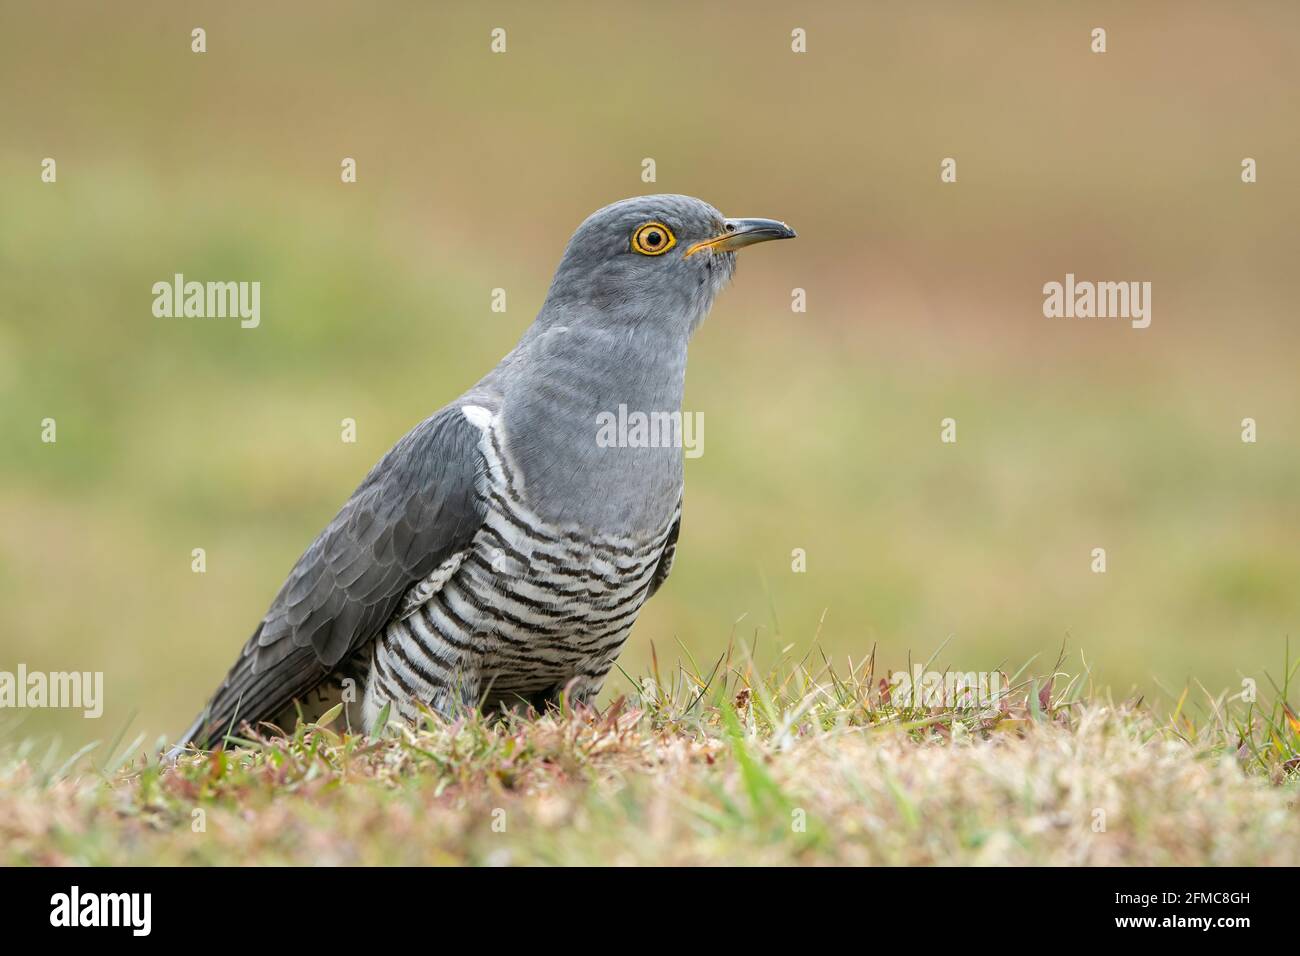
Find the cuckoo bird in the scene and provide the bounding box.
[174,195,795,752]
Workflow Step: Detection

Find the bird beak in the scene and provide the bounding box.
[683,217,797,258]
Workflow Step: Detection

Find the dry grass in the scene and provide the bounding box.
[3,648,1300,866]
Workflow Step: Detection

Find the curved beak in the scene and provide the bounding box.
[684,217,797,258]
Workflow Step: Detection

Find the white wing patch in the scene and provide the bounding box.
[460,404,494,431]
[396,551,466,621]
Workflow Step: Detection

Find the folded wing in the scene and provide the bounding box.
[177,405,487,750]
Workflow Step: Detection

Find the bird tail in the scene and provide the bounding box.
[166,632,329,761]
[164,710,214,762]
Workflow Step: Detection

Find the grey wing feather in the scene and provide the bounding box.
[177,405,487,750]
[645,503,681,601]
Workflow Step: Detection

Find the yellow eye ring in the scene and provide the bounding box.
[631,222,676,256]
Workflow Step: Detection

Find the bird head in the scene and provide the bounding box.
[540,194,796,336]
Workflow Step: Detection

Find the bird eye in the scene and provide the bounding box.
[631,222,676,256]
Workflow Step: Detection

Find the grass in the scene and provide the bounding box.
[4,646,1300,866]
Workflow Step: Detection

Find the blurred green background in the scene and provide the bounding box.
[2,1,1298,747]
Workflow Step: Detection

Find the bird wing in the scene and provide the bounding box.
[178,404,488,750]
[645,499,682,600]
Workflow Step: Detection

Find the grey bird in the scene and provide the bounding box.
[175,194,795,751]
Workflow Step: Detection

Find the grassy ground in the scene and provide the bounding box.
[5,649,1299,866]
